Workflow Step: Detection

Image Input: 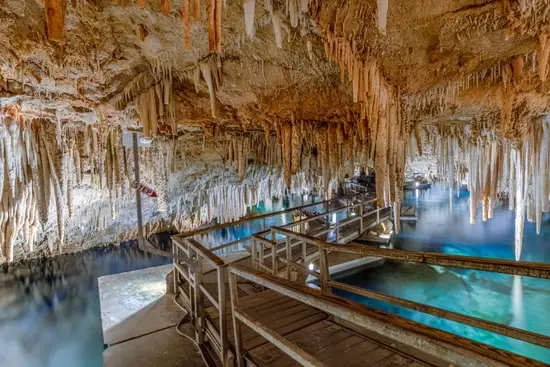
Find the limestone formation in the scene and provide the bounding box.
[0,0,549,262]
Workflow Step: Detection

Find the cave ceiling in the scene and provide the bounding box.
[0,0,548,129]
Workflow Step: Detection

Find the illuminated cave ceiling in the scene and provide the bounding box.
[2,0,549,128]
[1,0,550,262]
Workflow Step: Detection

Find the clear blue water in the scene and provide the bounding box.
[198,194,332,251]
[334,185,550,363]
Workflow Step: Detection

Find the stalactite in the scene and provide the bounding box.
[44,0,66,42]
[271,10,283,48]
[181,0,191,49]
[537,34,550,82]
[161,0,170,14]
[244,0,256,38]
[200,60,219,118]
[420,113,550,260]
[376,0,388,34]
[207,0,222,52]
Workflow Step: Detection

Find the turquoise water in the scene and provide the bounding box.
[334,185,550,363]
[197,194,329,251]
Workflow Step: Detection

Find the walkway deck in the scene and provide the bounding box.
[235,291,435,367]
[169,193,550,367]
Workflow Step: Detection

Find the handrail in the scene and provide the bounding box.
[173,189,371,239]
[175,237,225,267]
[138,238,197,269]
[327,280,550,348]
[277,198,378,229]
[228,264,546,367]
[266,226,550,358]
[170,185,377,367]
[271,226,550,279]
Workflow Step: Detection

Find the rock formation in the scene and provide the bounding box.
[0,0,549,262]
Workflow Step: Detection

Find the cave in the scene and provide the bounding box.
[0,1,549,366]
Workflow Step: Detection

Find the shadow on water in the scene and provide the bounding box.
[335,185,550,363]
[0,238,173,367]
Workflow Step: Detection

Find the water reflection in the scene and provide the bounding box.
[0,242,171,367]
[338,184,550,363]
[511,275,525,330]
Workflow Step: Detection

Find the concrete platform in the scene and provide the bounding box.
[99,264,173,333]
[100,265,207,367]
[104,323,206,367]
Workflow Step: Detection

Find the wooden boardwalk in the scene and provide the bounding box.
[231,291,435,367]
[179,255,447,367]
[171,194,550,367]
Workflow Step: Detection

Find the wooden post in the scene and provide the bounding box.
[251,238,257,269]
[377,208,380,224]
[286,237,291,279]
[319,247,329,292]
[229,272,244,367]
[172,239,178,295]
[194,252,204,344]
[259,240,265,269]
[359,204,364,233]
[302,240,307,265]
[271,230,277,274]
[217,266,228,366]
[335,215,340,243]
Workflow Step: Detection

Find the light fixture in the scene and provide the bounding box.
[308,263,314,271]
[415,181,419,187]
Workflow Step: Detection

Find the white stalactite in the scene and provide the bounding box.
[377,0,388,34]
[243,0,256,38]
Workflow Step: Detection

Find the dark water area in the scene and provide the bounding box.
[335,185,550,363]
[0,196,317,366]
[0,240,172,367]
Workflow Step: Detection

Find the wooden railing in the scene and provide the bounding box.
[228,264,547,367]
[267,226,550,351]
[171,187,382,366]
[172,236,229,365]
[249,200,391,276]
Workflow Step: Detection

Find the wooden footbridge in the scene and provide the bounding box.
[169,192,550,367]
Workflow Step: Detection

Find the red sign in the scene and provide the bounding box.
[132,181,158,197]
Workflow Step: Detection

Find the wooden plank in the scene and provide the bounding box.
[376,354,415,367]
[235,308,328,367]
[235,304,327,350]
[229,264,547,367]
[317,334,372,364]
[248,320,396,367]
[347,346,393,366]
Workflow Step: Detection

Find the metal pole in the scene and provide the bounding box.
[133,133,144,240]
